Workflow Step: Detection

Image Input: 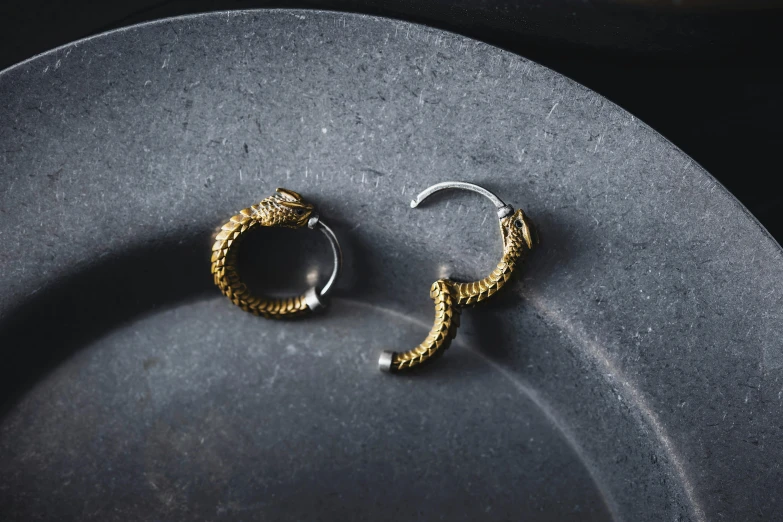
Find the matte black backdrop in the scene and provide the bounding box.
[2,0,782,241]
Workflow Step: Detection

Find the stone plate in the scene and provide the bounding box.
[1,10,781,521]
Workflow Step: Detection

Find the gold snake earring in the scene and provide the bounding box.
[211,188,342,316]
[379,181,538,373]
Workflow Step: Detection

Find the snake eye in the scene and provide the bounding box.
[514,219,523,229]
[294,209,304,216]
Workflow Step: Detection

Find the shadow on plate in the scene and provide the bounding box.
[0,224,341,417]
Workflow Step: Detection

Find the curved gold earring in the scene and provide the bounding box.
[379,181,538,372]
[211,188,342,317]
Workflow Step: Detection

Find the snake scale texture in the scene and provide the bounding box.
[387,208,536,372]
[211,188,316,318]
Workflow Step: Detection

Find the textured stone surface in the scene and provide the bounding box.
[1,10,782,521]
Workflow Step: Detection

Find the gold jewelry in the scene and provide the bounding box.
[211,188,342,318]
[379,181,537,372]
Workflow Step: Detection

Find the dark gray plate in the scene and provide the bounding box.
[1,10,781,522]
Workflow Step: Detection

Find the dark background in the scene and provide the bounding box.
[2,0,781,242]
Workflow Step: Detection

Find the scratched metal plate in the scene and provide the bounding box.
[1,10,782,521]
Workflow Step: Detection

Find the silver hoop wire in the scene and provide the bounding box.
[410,181,515,219]
[305,215,342,309]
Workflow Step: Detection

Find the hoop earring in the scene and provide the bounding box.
[379,181,537,372]
[211,188,342,317]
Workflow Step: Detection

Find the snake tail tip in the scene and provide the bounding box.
[410,199,418,208]
[379,351,395,373]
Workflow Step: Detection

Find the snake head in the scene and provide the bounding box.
[502,208,538,252]
[257,188,315,228]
